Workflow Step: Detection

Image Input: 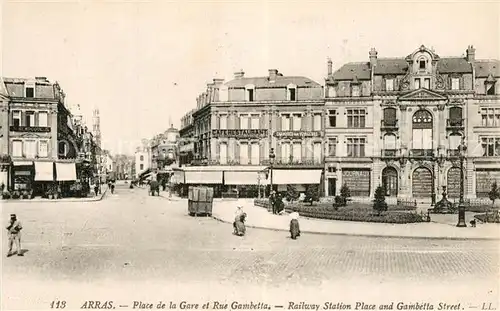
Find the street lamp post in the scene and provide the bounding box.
[269,148,275,197]
[457,139,467,227]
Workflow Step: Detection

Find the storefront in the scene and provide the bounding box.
[342,168,371,197]
[33,161,55,196]
[476,168,500,198]
[12,161,34,191]
[56,162,77,197]
[272,169,323,193]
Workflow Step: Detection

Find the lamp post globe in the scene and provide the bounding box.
[456,140,467,228]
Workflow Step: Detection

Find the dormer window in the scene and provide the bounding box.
[385,79,394,91]
[352,85,360,97]
[327,86,336,98]
[486,83,496,95]
[219,85,228,102]
[25,82,35,98]
[451,78,460,90]
[245,84,255,102]
[287,84,297,101]
[419,60,426,70]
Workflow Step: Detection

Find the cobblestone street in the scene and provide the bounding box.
[2,185,499,309]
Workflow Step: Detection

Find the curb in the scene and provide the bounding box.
[0,187,108,204]
[211,216,500,241]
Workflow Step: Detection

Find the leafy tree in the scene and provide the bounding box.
[304,184,320,206]
[373,185,388,216]
[340,183,351,201]
[286,184,300,202]
[489,181,499,207]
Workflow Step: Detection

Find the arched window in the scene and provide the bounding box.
[412,110,433,153]
[140,155,144,161]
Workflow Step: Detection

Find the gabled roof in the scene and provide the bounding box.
[225,76,321,88]
[475,60,500,78]
[331,62,371,80]
[436,58,473,73]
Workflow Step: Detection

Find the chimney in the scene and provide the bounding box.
[327,58,333,76]
[35,76,48,82]
[234,70,245,79]
[268,69,278,82]
[369,48,378,67]
[466,45,476,62]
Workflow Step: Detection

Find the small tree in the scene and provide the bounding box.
[489,181,499,207]
[286,184,300,202]
[340,183,350,205]
[373,185,388,216]
[304,184,320,205]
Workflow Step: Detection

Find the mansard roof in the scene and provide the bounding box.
[225,76,322,88]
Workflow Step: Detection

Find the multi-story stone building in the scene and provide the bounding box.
[324,45,500,200]
[179,69,325,195]
[0,77,80,195]
[134,146,150,179]
[179,109,195,166]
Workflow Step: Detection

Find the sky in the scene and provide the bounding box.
[2,1,499,155]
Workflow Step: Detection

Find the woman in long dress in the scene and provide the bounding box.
[289,212,300,240]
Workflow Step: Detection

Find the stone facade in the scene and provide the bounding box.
[325,45,500,199]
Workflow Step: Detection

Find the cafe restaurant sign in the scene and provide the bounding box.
[211,129,268,139]
[274,131,322,139]
[10,126,51,133]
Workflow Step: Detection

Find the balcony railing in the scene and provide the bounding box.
[381,149,398,157]
[264,156,323,167]
[410,149,435,157]
[447,149,461,157]
[10,125,50,133]
[380,120,398,131]
[446,118,464,130]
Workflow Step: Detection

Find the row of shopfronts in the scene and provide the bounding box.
[167,163,500,199]
[0,160,93,197]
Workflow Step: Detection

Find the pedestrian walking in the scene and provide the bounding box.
[269,191,277,214]
[233,213,247,237]
[94,184,99,197]
[0,182,5,192]
[6,214,23,257]
[289,212,301,240]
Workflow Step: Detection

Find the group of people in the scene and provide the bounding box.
[232,204,301,240]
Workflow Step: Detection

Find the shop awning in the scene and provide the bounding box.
[224,171,268,185]
[13,161,33,166]
[56,163,77,181]
[34,162,54,181]
[185,171,223,184]
[272,169,322,185]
